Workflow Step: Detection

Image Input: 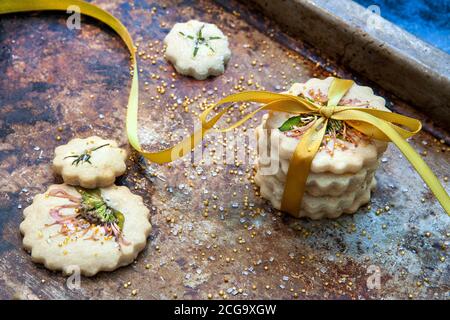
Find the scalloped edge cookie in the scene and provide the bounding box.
[255,172,375,219]
[53,136,127,188]
[164,20,231,80]
[256,160,377,197]
[262,77,389,174]
[256,123,382,196]
[262,114,387,174]
[20,184,151,276]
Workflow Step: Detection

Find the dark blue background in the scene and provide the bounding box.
[355,0,450,53]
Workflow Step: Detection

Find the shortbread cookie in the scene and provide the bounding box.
[254,78,390,218]
[164,20,231,80]
[305,168,376,197]
[53,136,127,188]
[255,160,377,197]
[20,184,151,276]
[262,112,388,174]
[256,123,381,196]
[255,172,376,219]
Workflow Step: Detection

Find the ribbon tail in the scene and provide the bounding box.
[137,95,316,163]
[379,124,450,215]
[138,127,204,164]
[281,118,327,216]
[207,99,314,133]
[126,59,140,153]
[139,107,229,164]
[334,109,422,140]
[336,110,450,215]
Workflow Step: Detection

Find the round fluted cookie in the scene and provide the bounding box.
[256,158,377,197]
[53,136,127,188]
[264,77,389,173]
[262,114,388,175]
[255,172,376,219]
[256,123,381,196]
[20,184,151,276]
[164,20,231,80]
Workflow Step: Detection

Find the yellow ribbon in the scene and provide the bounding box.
[140,80,450,216]
[1,0,448,216]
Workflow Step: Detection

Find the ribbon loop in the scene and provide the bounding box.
[327,78,354,107]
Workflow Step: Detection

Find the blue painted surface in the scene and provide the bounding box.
[355,0,450,53]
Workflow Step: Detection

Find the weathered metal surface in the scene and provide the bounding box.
[0,0,448,300]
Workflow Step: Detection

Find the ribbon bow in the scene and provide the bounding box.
[2,0,448,216]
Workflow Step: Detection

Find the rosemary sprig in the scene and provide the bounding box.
[326,119,343,134]
[178,31,194,40]
[178,24,222,57]
[193,25,204,57]
[64,143,109,166]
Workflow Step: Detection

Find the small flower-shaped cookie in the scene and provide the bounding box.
[164,20,231,80]
[53,136,127,188]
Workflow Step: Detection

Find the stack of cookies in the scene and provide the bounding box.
[254,77,389,219]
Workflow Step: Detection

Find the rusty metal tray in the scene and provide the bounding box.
[0,0,448,299]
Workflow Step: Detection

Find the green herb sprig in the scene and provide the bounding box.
[278,116,303,132]
[279,116,345,139]
[64,143,109,166]
[179,24,222,57]
[76,187,124,230]
[278,116,316,132]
